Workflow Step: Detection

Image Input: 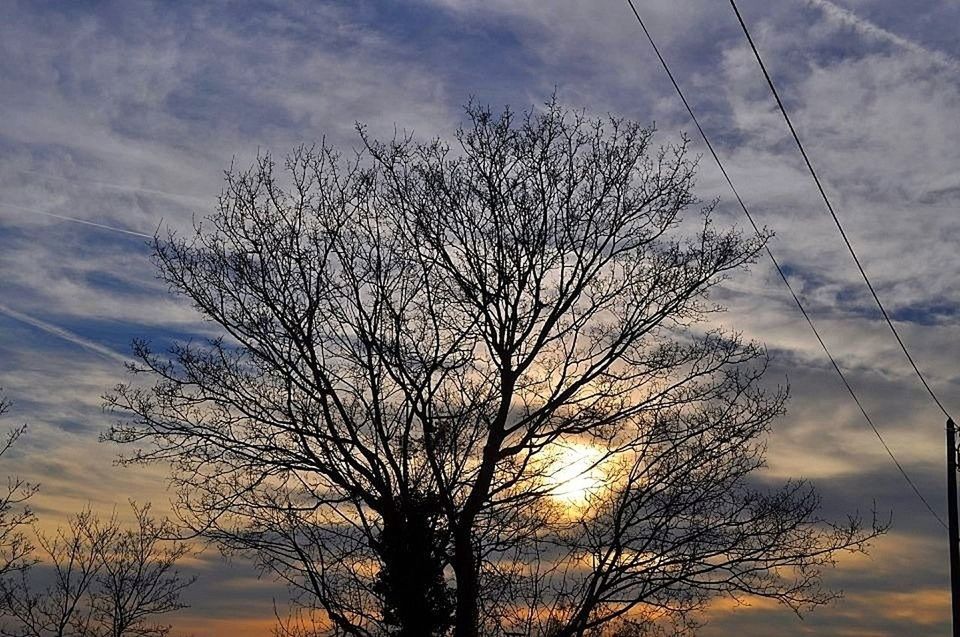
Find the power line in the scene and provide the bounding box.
[624,0,947,528]
[727,0,953,422]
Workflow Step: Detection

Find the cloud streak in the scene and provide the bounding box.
[806,0,960,72]
[1,202,154,238]
[0,304,129,364]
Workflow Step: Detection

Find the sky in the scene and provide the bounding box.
[1,0,959,634]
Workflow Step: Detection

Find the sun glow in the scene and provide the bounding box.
[543,443,608,508]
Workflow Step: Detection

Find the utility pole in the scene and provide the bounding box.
[947,417,960,637]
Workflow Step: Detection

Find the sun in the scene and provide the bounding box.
[543,443,608,508]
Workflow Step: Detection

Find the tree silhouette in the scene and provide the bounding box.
[0,504,194,637]
[106,101,883,636]
[0,392,36,581]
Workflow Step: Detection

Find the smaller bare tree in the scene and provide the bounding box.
[0,391,37,581]
[0,504,194,637]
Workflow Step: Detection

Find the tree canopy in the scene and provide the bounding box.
[106,101,882,637]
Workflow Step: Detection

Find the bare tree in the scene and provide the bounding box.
[0,504,194,637]
[0,392,37,581]
[105,101,884,637]
[88,504,194,637]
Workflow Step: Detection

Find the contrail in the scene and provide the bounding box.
[0,202,154,239]
[807,0,960,72]
[14,169,209,206]
[0,304,129,364]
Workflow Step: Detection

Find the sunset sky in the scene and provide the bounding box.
[1,0,959,634]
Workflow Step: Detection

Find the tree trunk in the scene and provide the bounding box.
[452,526,479,637]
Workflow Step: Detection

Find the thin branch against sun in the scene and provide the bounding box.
[542,442,613,510]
